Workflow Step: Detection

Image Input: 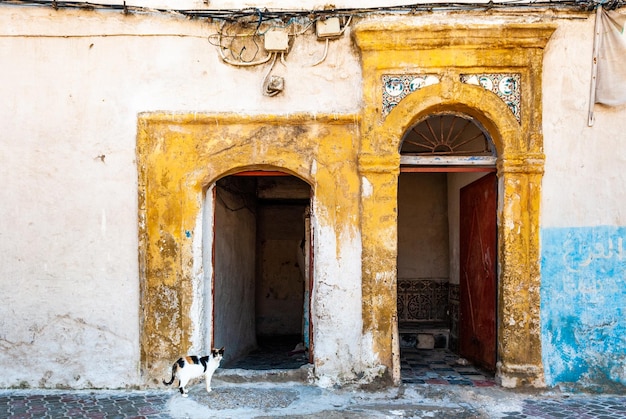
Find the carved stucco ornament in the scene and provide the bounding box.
[383,73,522,123]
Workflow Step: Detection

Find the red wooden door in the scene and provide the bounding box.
[459,173,497,372]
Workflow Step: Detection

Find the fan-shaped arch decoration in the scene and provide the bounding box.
[400,113,495,157]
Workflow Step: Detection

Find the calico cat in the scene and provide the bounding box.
[163,347,225,397]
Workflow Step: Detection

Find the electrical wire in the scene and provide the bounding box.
[3,0,618,68]
[262,52,283,96]
[311,38,329,67]
[215,18,274,66]
[0,0,618,18]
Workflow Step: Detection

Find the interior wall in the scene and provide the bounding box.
[397,172,449,281]
[213,179,258,364]
[256,204,306,337]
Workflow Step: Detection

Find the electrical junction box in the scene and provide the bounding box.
[264,29,289,52]
[316,17,342,38]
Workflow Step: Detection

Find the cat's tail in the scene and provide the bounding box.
[162,363,178,386]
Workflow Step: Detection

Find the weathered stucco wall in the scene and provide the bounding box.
[540,16,626,391]
[1,3,625,390]
[0,6,361,389]
[541,226,626,391]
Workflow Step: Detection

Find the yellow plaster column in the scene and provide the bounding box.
[497,154,546,387]
[358,153,401,384]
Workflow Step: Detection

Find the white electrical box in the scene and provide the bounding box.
[264,29,289,52]
[316,17,342,38]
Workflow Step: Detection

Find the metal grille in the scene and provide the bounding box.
[397,279,449,323]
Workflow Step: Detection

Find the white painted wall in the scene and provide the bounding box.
[542,15,626,228]
[310,221,365,386]
[1,4,625,389]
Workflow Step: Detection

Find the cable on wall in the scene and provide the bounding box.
[4,0,623,96]
[1,0,620,18]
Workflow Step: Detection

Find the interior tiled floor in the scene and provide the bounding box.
[401,348,496,386]
[223,335,309,370]
[224,336,496,387]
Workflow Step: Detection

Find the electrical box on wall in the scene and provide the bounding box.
[316,17,342,38]
[264,29,289,52]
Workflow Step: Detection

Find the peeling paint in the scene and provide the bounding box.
[541,226,626,392]
[361,176,373,198]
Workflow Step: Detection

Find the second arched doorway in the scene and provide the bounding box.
[397,112,498,384]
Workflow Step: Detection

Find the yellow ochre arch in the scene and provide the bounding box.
[136,112,361,383]
[383,79,521,158]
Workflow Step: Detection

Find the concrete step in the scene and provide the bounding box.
[215,364,313,384]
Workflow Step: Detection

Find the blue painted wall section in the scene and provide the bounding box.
[541,226,626,391]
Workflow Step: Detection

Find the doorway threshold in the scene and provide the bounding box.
[217,335,311,383]
[215,364,312,384]
[224,335,309,371]
[401,348,496,387]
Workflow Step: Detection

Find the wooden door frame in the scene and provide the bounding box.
[396,165,497,364]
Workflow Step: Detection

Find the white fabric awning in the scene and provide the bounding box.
[589,6,626,126]
[596,7,626,106]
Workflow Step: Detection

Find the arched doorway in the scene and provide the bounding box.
[206,171,313,370]
[354,21,553,387]
[137,113,361,385]
[397,113,498,384]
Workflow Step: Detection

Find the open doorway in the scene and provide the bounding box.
[397,113,498,385]
[207,172,312,370]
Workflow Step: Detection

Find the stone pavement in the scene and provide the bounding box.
[2,378,626,419]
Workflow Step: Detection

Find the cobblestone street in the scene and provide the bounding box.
[1,382,625,418]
